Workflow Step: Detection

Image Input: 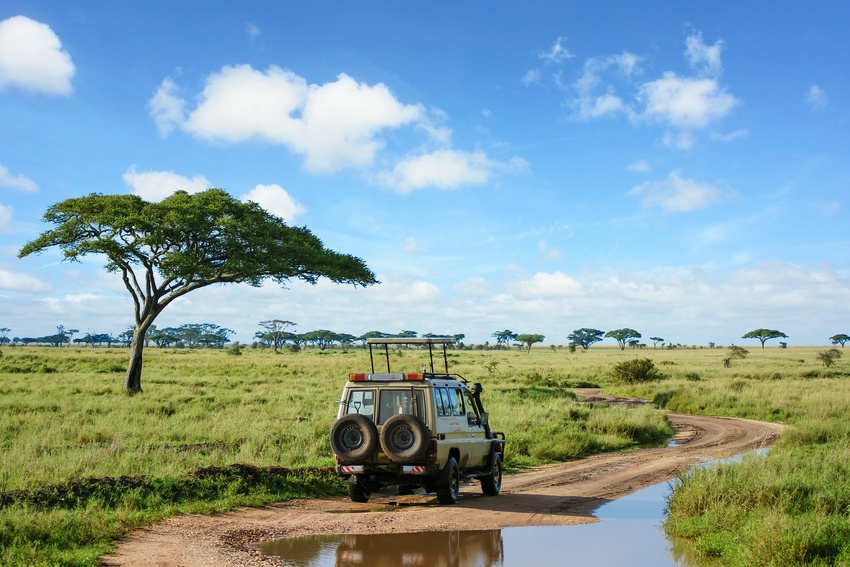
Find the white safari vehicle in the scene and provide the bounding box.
[330,338,506,504]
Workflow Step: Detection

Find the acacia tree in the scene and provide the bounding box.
[829,334,850,348]
[19,189,377,393]
[605,328,641,350]
[649,336,664,348]
[741,329,788,348]
[492,330,517,349]
[567,328,604,350]
[515,333,544,353]
[258,319,295,352]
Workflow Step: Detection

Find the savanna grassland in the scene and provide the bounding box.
[0,343,848,566]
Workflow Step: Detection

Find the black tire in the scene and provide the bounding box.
[349,481,370,503]
[379,414,429,464]
[481,453,502,496]
[436,457,460,505]
[330,414,378,464]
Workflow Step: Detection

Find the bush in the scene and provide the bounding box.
[610,358,665,385]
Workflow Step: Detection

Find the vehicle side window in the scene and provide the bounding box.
[450,388,465,416]
[464,392,480,422]
[435,388,451,417]
[377,390,423,424]
[346,390,375,420]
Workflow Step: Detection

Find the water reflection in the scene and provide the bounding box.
[256,481,714,567]
[257,530,503,567]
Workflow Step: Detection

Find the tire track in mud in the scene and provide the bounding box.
[101,393,786,567]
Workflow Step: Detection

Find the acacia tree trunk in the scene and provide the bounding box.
[124,334,145,394]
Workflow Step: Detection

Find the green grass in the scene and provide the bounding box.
[1,343,847,565]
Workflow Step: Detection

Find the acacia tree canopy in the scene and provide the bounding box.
[829,334,850,348]
[568,328,604,350]
[19,189,377,393]
[604,328,641,350]
[515,333,544,353]
[741,329,788,348]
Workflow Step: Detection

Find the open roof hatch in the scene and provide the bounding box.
[366,337,455,376]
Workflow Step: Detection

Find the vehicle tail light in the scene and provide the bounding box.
[428,440,438,463]
[405,373,424,381]
[349,373,367,381]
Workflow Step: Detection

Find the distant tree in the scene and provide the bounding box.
[42,333,67,347]
[66,329,79,347]
[302,330,340,350]
[829,334,850,348]
[337,333,357,347]
[259,320,295,352]
[816,348,842,367]
[119,328,134,346]
[605,328,641,350]
[649,336,664,348]
[452,333,465,344]
[19,190,376,393]
[395,330,418,338]
[724,345,749,367]
[742,329,788,348]
[492,330,517,349]
[515,334,544,353]
[0,328,10,344]
[358,331,389,345]
[568,328,604,350]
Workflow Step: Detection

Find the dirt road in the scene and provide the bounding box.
[101,393,785,566]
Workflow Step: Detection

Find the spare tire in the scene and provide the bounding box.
[380,414,429,464]
[330,414,378,464]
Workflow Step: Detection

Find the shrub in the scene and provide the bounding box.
[610,358,665,385]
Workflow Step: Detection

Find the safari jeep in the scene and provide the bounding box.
[330,338,506,504]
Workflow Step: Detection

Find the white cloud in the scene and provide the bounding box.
[402,236,420,254]
[512,271,582,298]
[0,268,52,292]
[637,72,738,129]
[123,166,211,201]
[453,277,491,297]
[685,32,724,77]
[521,69,541,86]
[539,37,574,63]
[148,78,186,137]
[246,23,260,40]
[240,184,306,223]
[628,160,651,173]
[162,65,422,173]
[710,129,749,142]
[0,15,74,95]
[537,240,562,261]
[629,171,723,214]
[377,149,525,194]
[0,203,11,234]
[0,164,37,192]
[570,52,641,120]
[806,85,828,110]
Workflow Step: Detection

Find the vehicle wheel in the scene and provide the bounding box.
[480,453,502,496]
[330,414,378,464]
[349,480,371,503]
[379,414,429,464]
[436,457,460,505]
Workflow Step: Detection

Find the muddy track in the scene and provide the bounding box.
[101,393,785,566]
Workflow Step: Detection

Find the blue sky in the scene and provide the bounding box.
[1,2,848,346]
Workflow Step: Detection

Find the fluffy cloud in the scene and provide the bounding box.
[637,73,737,129]
[629,171,722,214]
[0,15,74,95]
[540,37,574,63]
[807,85,828,110]
[155,66,422,173]
[123,166,211,201]
[0,268,52,292]
[563,31,737,147]
[377,149,505,193]
[628,160,651,173]
[0,164,37,192]
[240,184,306,223]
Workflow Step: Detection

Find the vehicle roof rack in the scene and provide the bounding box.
[366,337,456,374]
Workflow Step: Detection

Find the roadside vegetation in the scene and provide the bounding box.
[1,344,846,565]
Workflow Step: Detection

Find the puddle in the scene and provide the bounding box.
[256,452,768,566]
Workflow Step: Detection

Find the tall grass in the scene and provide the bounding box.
[0,344,672,565]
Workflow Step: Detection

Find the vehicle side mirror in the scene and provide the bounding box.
[467,412,479,426]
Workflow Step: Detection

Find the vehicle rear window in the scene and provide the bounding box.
[449,388,465,416]
[435,388,451,417]
[346,390,375,420]
[377,389,424,424]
